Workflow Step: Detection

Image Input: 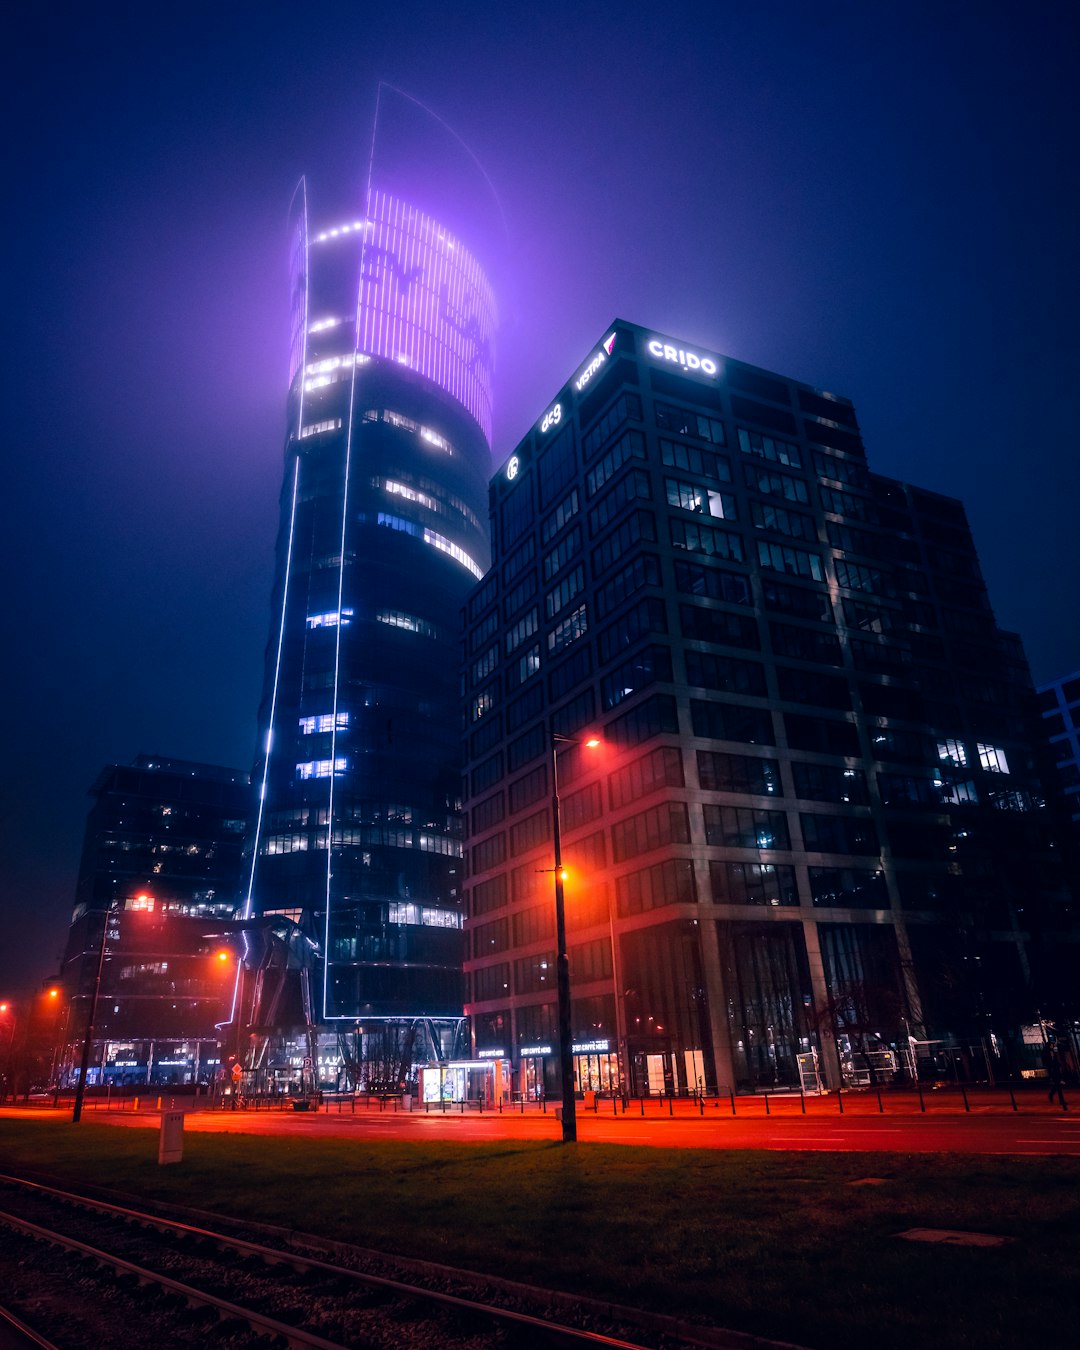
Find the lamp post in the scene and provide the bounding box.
[0,1003,15,1104]
[550,731,600,1144]
[72,900,117,1123]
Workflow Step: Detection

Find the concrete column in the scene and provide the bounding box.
[697,907,737,1093]
[801,919,843,1090]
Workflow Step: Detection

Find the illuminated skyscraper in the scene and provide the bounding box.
[243,182,495,1079]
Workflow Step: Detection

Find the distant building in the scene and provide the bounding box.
[1037,671,1080,828]
[59,755,250,1087]
[242,184,495,1084]
[461,321,1075,1098]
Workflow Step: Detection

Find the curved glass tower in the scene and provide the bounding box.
[244,181,495,1076]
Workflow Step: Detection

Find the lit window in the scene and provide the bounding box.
[299,417,343,438]
[548,604,588,654]
[472,691,495,722]
[361,409,453,455]
[977,743,1010,774]
[298,712,349,735]
[388,902,462,928]
[370,513,482,579]
[263,834,310,854]
[307,609,353,629]
[937,739,968,768]
[313,219,369,243]
[376,609,440,639]
[518,646,541,683]
[295,758,347,780]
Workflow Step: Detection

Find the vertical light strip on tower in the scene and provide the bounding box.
[320,185,372,1020]
[226,185,310,1027]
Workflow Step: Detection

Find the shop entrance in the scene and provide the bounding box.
[573,1051,619,1094]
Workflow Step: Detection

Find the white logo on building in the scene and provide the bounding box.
[647,337,718,376]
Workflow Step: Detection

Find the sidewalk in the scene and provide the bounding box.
[11,1081,1069,1121]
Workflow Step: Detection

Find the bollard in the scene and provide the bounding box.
[800,1090,806,1115]
[877,1089,884,1114]
[764,1093,770,1116]
[837,1088,844,1115]
[156,1096,162,1111]
[916,1078,926,1113]
[960,1082,969,1112]
[668,1096,673,1117]
[698,1095,704,1116]
[1008,1081,1017,1112]
[729,1088,736,1116]
[614,1095,618,1116]
[640,1096,645,1116]
[134,1097,139,1112]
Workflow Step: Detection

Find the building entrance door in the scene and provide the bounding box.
[573,1052,619,1094]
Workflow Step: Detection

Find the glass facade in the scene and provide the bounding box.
[461,322,1075,1097]
[58,755,251,1086]
[245,185,494,1033]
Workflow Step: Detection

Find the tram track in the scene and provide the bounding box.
[0,1173,745,1350]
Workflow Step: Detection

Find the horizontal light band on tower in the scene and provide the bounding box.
[353,191,496,445]
[364,511,484,579]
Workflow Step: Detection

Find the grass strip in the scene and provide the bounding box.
[1,1120,1077,1349]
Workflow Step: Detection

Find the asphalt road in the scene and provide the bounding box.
[5,1094,1078,1154]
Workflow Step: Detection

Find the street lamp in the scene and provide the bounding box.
[550,730,600,1144]
[72,899,118,1123]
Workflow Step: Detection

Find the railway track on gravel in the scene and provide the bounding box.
[0,1173,690,1350]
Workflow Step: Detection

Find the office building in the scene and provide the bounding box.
[242,184,495,1083]
[461,321,1073,1097]
[1037,671,1080,828]
[59,755,250,1086]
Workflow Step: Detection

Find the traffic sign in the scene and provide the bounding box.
[231,1062,243,1080]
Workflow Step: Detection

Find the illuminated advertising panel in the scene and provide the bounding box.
[355,190,497,444]
[646,335,718,376]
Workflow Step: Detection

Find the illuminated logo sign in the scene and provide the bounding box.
[505,455,520,481]
[572,1038,610,1053]
[477,1048,505,1059]
[519,1045,553,1057]
[646,337,718,376]
[353,190,498,445]
[573,332,618,393]
[540,402,563,433]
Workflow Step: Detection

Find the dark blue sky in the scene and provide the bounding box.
[3,0,1077,997]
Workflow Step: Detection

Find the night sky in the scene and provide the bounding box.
[3,1,1078,999]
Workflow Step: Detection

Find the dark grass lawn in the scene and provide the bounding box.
[1,1120,1077,1349]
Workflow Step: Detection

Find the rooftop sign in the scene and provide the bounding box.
[646,336,718,377]
[573,331,617,394]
